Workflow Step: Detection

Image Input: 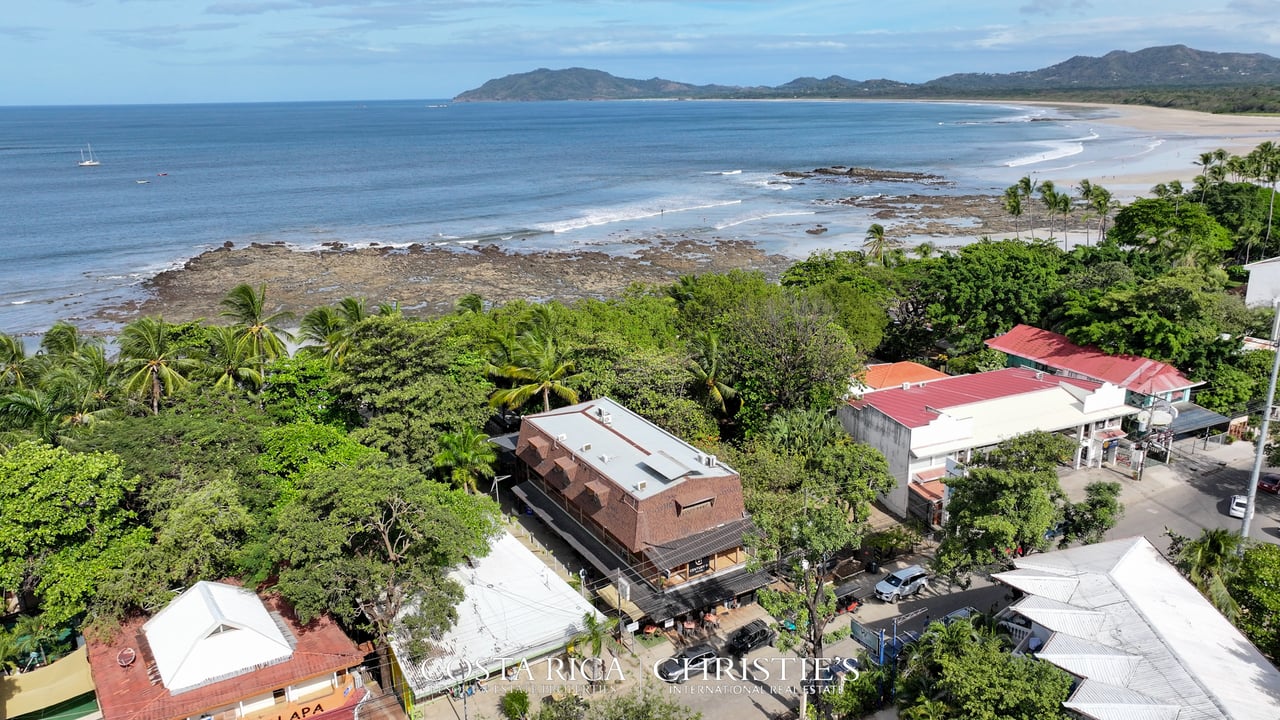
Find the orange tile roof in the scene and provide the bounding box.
[859,362,949,390]
[909,479,947,502]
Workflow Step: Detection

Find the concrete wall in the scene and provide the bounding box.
[839,404,913,516]
[1246,261,1280,308]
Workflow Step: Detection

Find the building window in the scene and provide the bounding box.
[272,689,287,704]
[677,497,714,515]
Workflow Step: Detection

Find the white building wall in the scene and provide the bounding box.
[1246,260,1280,307]
[839,404,913,516]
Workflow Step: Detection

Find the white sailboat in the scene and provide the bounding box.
[78,144,100,167]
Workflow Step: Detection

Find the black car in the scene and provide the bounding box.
[726,619,775,656]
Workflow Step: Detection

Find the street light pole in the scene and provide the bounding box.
[1244,299,1280,539]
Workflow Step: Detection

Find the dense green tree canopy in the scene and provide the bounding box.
[0,442,150,626]
[927,239,1068,354]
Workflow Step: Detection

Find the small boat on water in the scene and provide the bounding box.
[77,144,100,167]
[135,180,150,184]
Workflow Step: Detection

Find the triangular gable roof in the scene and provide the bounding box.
[1065,679,1183,720]
[985,324,1199,396]
[142,581,295,694]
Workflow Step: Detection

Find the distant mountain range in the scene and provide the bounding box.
[453,45,1280,102]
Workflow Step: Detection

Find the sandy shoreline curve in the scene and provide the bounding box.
[97,101,1280,325]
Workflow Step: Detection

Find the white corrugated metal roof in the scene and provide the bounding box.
[990,568,1079,602]
[1065,679,1182,720]
[1038,634,1143,687]
[142,581,294,694]
[997,537,1280,720]
[390,530,602,699]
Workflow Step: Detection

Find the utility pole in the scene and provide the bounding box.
[1244,298,1280,539]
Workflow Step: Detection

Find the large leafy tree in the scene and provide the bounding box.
[334,315,494,474]
[934,433,1071,584]
[750,432,894,720]
[926,239,1067,355]
[1058,481,1123,546]
[272,454,501,691]
[719,293,860,437]
[0,442,151,626]
[1229,542,1280,662]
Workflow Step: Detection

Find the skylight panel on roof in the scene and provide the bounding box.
[641,450,694,481]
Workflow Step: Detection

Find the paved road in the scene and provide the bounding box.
[1060,440,1280,554]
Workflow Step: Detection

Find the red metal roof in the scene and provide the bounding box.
[86,592,366,720]
[859,362,949,390]
[985,324,1198,396]
[848,367,1101,429]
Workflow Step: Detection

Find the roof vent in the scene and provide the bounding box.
[601,412,613,425]
[901,382,911,390]
[635,480,647,491]
[595,407,606,418]
[1035,371,1044,381]
[581,442,592,452]
[599,453,612,464]
[556,433,568,442]
[704,454,717,467]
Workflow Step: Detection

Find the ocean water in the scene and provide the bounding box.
[0,99,1160,336]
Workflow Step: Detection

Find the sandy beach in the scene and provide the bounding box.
[98,101,1280,325]
[1018,101,1280,194]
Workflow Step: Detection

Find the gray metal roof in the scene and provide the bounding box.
[525,397,735,500]
[994,537,1280,719]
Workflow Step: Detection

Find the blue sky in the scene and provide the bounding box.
[4,0,1280,105]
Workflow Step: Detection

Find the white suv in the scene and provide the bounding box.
[874,565,929,603]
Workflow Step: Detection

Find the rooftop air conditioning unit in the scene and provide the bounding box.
[581,443,592,452]
[602,413,613,425]
[556,433,567,442]
[705,454,717,467]
[901,382,911,390]
[599,453,612,464]
[636,480,647,491]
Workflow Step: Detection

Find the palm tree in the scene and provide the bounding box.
[433,427,497,494]
[1002,185,1023,239]
[203,325,264,393]
[13,614,57,667]
[1088,184,1115,243]
[1195,150,1218,201]
[299,296,368,367]
[864,223,890,264]
[1251,141,1280,245]
[914,241,937,259]
[901,699,952,720]
[0,388,63,444]
[219,283,294,370]
[0,332,34,389]
[1055,190,1072,249]
[117,316,199,414]
[1172,527,1242,619]
[572,611,619,688]
[687,331,736,415]
[455,293,485,314]
[489,331,581,413]
[1038,180,1059,240]
[1017,175,1039,235]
